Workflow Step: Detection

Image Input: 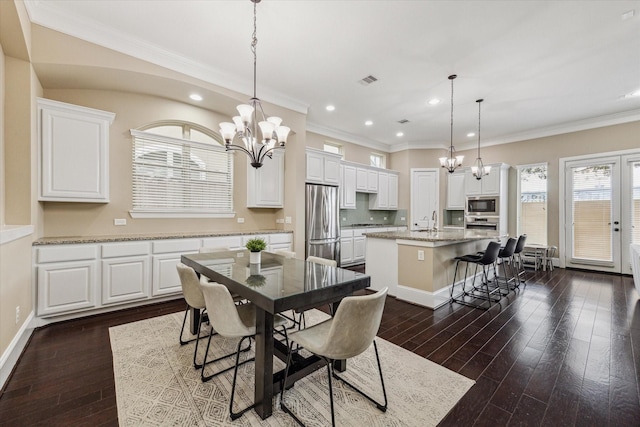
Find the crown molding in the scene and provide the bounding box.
[305,122,391,152]
[23,1,309,115]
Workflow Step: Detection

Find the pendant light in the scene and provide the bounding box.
[439,74,464,173]
[218,0,290,168]
[471,98,491,180]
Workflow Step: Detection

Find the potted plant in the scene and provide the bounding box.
[246,237,267,264]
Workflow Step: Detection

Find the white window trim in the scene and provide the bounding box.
[129,129,234,219]
[370,152,386,169]
[516,162,548,244]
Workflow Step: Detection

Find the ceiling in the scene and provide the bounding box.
[24,0,640,152]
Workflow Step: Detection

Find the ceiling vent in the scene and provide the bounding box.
[359,75,378,86]
[397,119,410,124]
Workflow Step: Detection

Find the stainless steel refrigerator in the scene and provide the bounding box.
[305,184,340,265]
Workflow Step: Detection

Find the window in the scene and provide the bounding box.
[323,142,342,157]
[370,153,385,168]
[517,163,547,245]
[130,122,234,218]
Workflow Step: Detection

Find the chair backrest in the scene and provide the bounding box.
[514,234,527,254]
[479,241,501,265]
[306,255,337,267]
[199,281,254,338]
[275,249,296,258]
[499,238,517,258]
[317,287,388,360]
[176,263,206,309]
[546,246,557,258]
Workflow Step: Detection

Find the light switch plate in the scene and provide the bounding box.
[237,217,245,223]
[114,218,126,226]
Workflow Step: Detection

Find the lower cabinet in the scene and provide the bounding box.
[353,236,366,263]
[34,232,293,318]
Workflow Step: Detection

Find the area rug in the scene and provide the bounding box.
[109,310,474,426]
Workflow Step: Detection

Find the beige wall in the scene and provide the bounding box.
[306,131,389,167]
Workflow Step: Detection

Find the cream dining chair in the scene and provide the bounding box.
[280,287,389,427]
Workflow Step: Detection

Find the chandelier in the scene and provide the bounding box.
[218,0,290,169]
[471,99,491,180]
[439,74,463,173]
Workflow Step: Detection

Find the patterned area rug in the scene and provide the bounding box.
[109,310,474,426]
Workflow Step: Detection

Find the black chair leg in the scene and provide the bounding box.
[229,336,256,420]
[200,329,253,382]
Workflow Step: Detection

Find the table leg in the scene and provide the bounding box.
[189,307,200,335]
[254,307,274,419]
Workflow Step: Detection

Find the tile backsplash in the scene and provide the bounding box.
[340,193,407,226]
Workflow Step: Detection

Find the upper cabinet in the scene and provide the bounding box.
[37,98,115,203]
[247,150,284,208]
[340,164,357,209]
[464,163,509,196]
[306,148,341,185]
[355,167,378,193]
[369,170,399,210]
[446,170,466,209]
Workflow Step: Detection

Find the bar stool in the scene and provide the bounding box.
[495,238,518,292]
[450,241,501,310]
[512,234,527,286]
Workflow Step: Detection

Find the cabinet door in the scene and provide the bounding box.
[367,169,379,192]
[306,151,325,183]
[247,151,284,207]
[447,172,466,209]
[341,165,357,209]
[465,169,482,196]
[152,253,196,296]
[38,98,114,202]
[356,168,368,191]
[102,256,150,305]
[37,260,98,316]
[479,167,500,195]
[377,172,389,208]
[353,237,366,262]
[341,238,354,264]
[388,173,398,210]
[202,236,244,251]
[324,156,341,185]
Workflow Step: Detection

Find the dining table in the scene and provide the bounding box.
[180,250,371,419]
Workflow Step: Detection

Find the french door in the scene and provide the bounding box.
[564,153,639,274]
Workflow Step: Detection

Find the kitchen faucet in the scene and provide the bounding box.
[431,210,438,232]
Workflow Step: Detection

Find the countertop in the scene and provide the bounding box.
[363,229,504,243]
[341,224,406,229]
[33,229,293,245]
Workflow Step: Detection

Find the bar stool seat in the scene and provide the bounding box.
[450,241,501,310]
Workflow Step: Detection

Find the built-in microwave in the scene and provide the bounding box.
[466,196,499,216]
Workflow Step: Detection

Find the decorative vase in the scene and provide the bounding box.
[250,251,261,264]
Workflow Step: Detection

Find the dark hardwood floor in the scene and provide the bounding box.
[1,267,638,426]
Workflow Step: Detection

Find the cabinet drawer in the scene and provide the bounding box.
[341,229,354,238]
[268,233,292,244]
[202,236,243,251]
[152,239,201,254]
[102,242,150,258]
[37,245,98,263]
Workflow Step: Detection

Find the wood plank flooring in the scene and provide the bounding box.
[0,268,638,426]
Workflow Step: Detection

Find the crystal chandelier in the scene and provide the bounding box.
[218,0,290,169]
[471,99,491,180]
[439,75,463,173]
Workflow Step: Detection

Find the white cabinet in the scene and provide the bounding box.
[247,150,284,208]
[464,163,507,196]
[340,228,367,265]
[267,233,293,252]
[447,171,466,209]
[340,165,357,209]
[369,171,398,210]
[37,98,115,203]
[353,236,366,263]
[341,237,354,264]
[367,169,379,192]
[151,238,200,296]
[306,148,341,185]
[101,242,150,305]
[355,167,379,193]
[202,236,244,250]
[36,244,99,316]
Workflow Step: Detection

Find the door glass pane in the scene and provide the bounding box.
[633,162,640,245]
[572,164,612,262]
[519,165,547,245]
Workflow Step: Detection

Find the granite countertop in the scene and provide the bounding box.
[341,224,406,229]
[33,229,292,245]
[363,229,504,243]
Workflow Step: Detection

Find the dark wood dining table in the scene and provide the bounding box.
[180,250,370,419]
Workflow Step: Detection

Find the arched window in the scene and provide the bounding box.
[130,121,234,218]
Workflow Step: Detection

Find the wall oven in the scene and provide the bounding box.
[465,216,499,231]
[466,196,499,216]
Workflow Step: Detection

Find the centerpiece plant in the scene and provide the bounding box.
[246,238,267,264]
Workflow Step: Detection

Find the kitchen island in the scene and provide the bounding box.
[365,229,504,309]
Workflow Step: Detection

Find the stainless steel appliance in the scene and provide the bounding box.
[465,216,499,230]
[466,195,499,216]
[305,184,340,264]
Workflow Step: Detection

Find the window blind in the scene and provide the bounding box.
[131,130,233,216]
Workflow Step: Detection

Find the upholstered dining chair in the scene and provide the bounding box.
[199,281,289,420]
[280,287,389,427]
[274,248,296,258]
[297,255,339,328]
[306,255,337,267]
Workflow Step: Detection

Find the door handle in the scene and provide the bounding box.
[614,228,620,232]
[614,221,619,225]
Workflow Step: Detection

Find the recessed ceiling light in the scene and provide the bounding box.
[365,120,373,126]
[624,89,640,98]
[326,105,335,111]
[428,98,441,106]
[189,94,203,101]
[467,132,476,137]
[396,132,404,137]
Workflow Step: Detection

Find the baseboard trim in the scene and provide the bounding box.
[0,310,35,391]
